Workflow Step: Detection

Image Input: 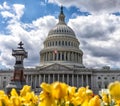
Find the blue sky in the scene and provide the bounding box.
[0,0,120,69]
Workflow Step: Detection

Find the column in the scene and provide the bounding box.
[34,75,37,88]
[69,52,72,61]
[48,74,50,83]
[62,74,64,82]
[26,75,28,84]
[74,53,76,62]
[72,74,74,86]
[64,52,66,61]
[53,74,55,82]
[86,75,88,85]
[72,52,74,62]
[48,52,50,61]
[67,74,69,84]
[77,53,78,63]
[57,52,58,60]
[46,53,48,61]
[43,74,45,82]
[53,52,55,61]
[58,74,60,81]
[81,75,83,86]
[45,53,47,61]
[60,52,62,61]
[68,52,70,61]
[31,75,32,87]
[77,75,79,88]
[75,53,77,62]
[78,54,80,63]
[39,74,42,84]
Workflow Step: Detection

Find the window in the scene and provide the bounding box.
[56,41,57,46]
[98,77,101,79]
[58,53,60,60]
[62,52,64,60]
[112,77,114,79]
[53,42,54,46]
[59,41,61,46]
[65,41,67,46]
[104,82,108,88]
[104,77,107,80]
[68,42,70,46]
[98,82,102,88]
[62,41,64,46]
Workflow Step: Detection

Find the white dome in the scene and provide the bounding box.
[48,6,76,37]
[48,24,75,37]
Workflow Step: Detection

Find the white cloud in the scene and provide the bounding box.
[0,2,24,23]
[0,15,57,68]
[68,14,120,68]
[1,11,14,18]
[13,4,24,20]
[0,2,10,10]
[48,0,120,14]
[0,2,57,69]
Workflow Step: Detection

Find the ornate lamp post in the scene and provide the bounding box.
[6,41,28,94]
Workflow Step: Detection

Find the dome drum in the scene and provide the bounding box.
[44,37,80,49]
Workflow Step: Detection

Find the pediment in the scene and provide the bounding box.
[40,63,72,71]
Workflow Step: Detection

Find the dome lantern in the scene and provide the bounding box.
[58,6,65,24]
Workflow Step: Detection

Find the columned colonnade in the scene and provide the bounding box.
[25,74,91,90]
[41,51,82,64]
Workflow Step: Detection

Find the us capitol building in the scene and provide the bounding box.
[0,7,120,94]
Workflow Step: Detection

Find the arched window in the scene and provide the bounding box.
[53,42,54,46]
[62,41,64,46]
[65,41,67,46]
[58,52,60,60]
[68,41,70,46]
[59,41,61,46]
[56,41,57,46]
[62,52,64,60]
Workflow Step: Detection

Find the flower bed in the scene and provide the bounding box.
[0,81,120,106]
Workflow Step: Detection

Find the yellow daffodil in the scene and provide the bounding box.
[10,96,21,106]
[65,86,76,105]
[108,81,120,103]
[51,81,68,99]
[88,95,101,106]
[39,82,55,106]
[10,88,18,97]
[0,90,11,106]
[20,85,31,96]
[22,91,38,106]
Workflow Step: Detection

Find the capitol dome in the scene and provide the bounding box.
[48,7,75,37]
[40,6,84,68]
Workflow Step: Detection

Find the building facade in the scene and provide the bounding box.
[0,7,120,94]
